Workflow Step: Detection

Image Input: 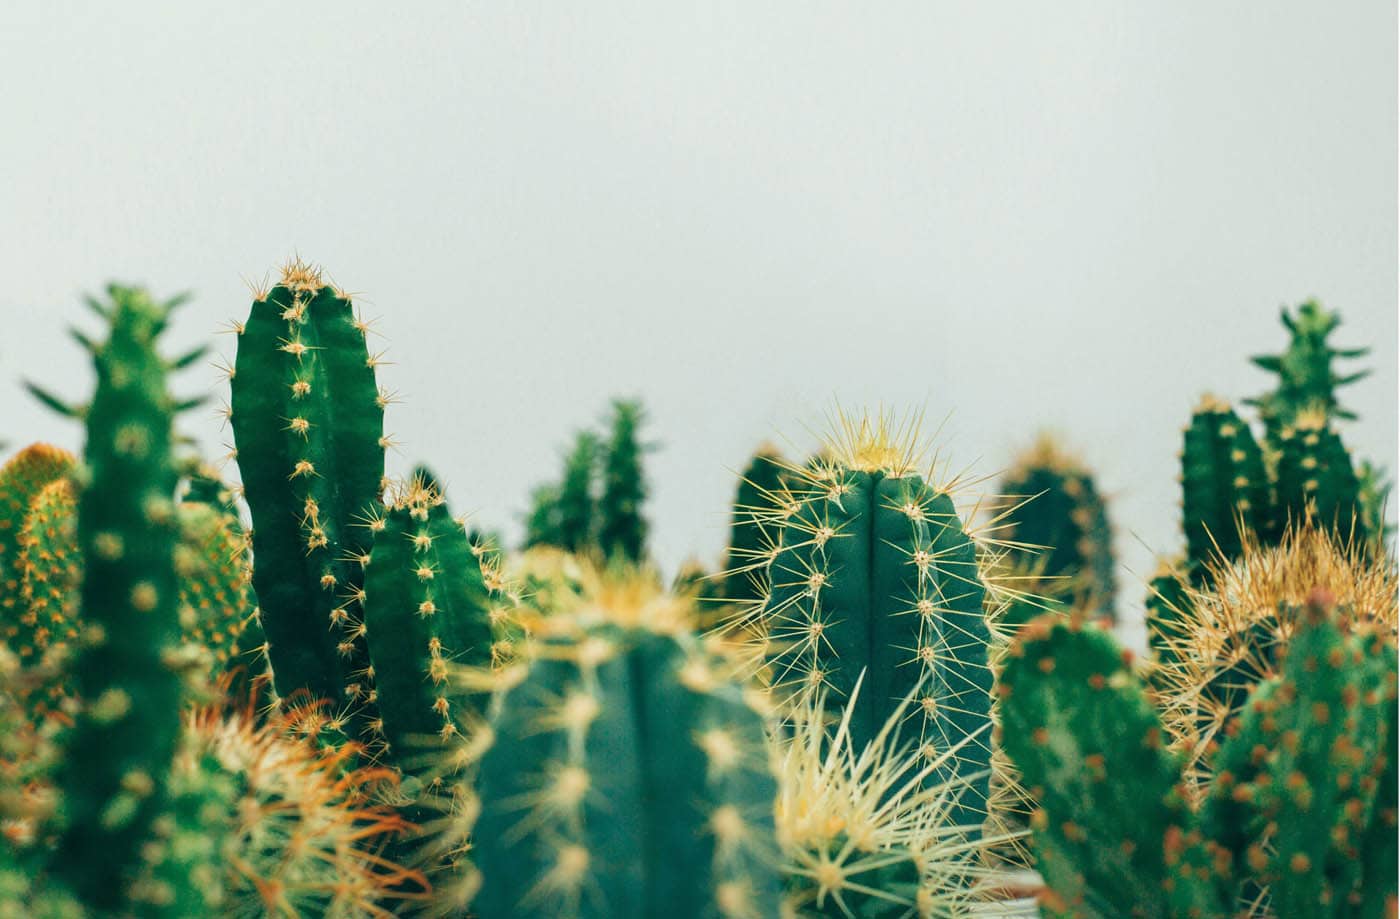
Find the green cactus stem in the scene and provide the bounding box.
[41,285,197,908]
[718,445,788,608]
[1180,395,1275,569]
[458,568,780,918]
[1272,409,1365,540]
[597,398,648,562]
[0,444,76,659]
[229,258,387,740]
[998,435,1116,619]
[1246,300,1369,430]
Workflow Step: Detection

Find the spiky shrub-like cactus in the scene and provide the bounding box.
[999,596,1398,918]
[1246,300,1369,431]
[998,435,1116,619]
[454,566,782,918]
[747,412,994,827]
[229,259,388,740]
[27,285,198,908]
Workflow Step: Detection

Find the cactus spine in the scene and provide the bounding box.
[750,413,993,826]
[229,259,387,739]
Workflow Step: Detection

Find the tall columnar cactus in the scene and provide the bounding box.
[597,398,648,562]
[229,258,387,738]
[1180,395,1275,569]
[0,445,76,658]
[556,430,600,553]
[1000,596,1398,918]
[455,568,781,919]
[363,469,509,771]
[28,285,198,908]
[718,445,787,607]
[998,434,1116,619]
[750,413,993,826]
[1246,300,1369,430]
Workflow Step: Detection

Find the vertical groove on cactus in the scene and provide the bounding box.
[229,258,387,745]
[458,567,781,919]
[746,412,994,827]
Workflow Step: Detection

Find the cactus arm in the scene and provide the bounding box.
[230,266,385,736]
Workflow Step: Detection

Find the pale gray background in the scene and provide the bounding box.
[2,3,1395,644]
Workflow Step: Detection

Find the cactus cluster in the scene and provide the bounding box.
[3,262,1391,918]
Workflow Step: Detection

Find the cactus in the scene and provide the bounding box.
[716,445,788,608]
[1180,396,1276,569]
[597,399,648,562]
[0,445,76,658]
[1246,300,1369,431]
[998,435,1116,619]
[453,565,781,918]
[363,469,520,773]
[748,411,994,827]
[229,258,387,739]
[775,678,1015,918]
[1272,408,1366,539]
[25,285,198,908]
[1150,523,1397,793]
[1142,555,1193,676]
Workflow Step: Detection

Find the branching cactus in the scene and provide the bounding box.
[746,411,994,827]
[364,468,521,774]
[998,434,1116,619]
[452,566,782,918]
[27,285,201,908]
[1000,595,1398,918]
[229,258,388,739]
[1246,300,1369,431]
[0,444,76,659]
[1180,395,1276,568]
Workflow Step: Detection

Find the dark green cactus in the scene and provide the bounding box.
[229,259,387,741]
[363,469,499,770]
[1273,410,1366,539]
[753,418,992,828]
[1180,396,1276,570]
[35,285,196,908]
[597,398,648,563]
[464,623,781,918]
[1143,555,1192,671]
[999,435,1116,619]
[1246,300,1369,430]
[557,430,600,553]
[717,445,787,607]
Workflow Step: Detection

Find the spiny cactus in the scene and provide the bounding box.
[364,469,521,774]
[998,435,1116,619]
[27,284,200,908]
[717,445,788,608]
[775,679,1016,918]
[1246,300,1369,430]
[745,411,994,827]
[452,565,781,918]
[1180,395,1276,568]
[0,445,76,659]
[229,258,388,740]
[1272,408,1365,539]
[1000,591,1398,918]
[1151,524,1397,792]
